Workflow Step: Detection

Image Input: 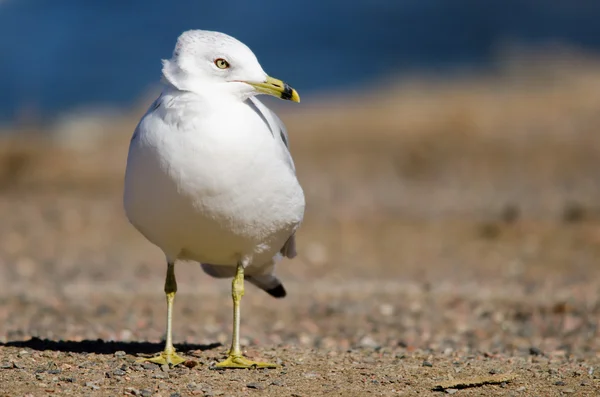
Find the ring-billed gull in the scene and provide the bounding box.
[123,30,304,368]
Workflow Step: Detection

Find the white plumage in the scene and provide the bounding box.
[124,30,304,287]
[123,30,304,368]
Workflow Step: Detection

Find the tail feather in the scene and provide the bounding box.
[200,262,287,299]
[280,234,297,259]
[246,273,286,298]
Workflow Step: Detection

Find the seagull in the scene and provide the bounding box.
[123,30,305,369]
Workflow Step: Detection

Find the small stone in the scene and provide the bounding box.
[59,377,76,383]
[140,389,153,397]
[183,360,199,368]
[555,381,566,386]
[113,369,127,376]
[170,393,182,397]
[529,347,544,356]
[125,387,140,395]
[153,372,168,379]
[516,386,526,392]
[85,382,100,390]
[563,389,575,394]
[115,351,127,357]
[422,361,433,367]
[48,369,61,374]
[35,374,44,380]
[379,304,394,316]
[142,362,158,370]
[270,380,283,386]
[0,362,13,369]
[161,364,170,372]
[246,382,264,390]
[445,389,458,395]
[358,335,379,349]
[187,382,198,390]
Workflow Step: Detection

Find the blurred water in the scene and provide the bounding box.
[0,0,600,122]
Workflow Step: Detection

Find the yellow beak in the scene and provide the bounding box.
[246,76,300,103]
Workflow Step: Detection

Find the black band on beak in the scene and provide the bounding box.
[281,83,294,100]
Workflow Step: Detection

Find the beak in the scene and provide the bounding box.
[245,76,300,103]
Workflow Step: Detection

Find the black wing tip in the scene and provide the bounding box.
[266,284,287,299]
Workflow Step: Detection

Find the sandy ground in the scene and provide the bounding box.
[2,58,600,396]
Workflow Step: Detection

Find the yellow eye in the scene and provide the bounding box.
[214,58,230,69]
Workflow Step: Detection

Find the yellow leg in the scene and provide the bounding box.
[137,262,186,366]
[215,262,277,369]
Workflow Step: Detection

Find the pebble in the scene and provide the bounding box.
[563,389,575,394]
[140,389,153,397]
[170,393,181,397]
[0,362,13,369]
[153,372,168,379]
[271,380,284,386]
[183,360,199,368]
[85,382,100,390]
[555,381,566,386]
[142,362,158,370]
[422,361,433,367]
[529,347,544,356]
[125,387,140,395]
[379,304,394,316]
[115,351,127,357]
[445,389,458,395]
[113,369,127,376]
[359,336,379,349]
[246,382,264,390]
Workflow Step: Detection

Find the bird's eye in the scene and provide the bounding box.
[214,58,230,69]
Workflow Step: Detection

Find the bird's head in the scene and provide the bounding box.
[162,30,299,103]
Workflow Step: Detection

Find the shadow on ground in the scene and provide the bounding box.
[0,337,222,355]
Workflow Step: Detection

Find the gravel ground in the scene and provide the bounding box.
[1,191,600,396]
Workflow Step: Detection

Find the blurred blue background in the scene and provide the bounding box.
[0,0,599,122]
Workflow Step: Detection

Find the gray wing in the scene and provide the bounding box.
[246,96,298,259]
[246,96,296,173]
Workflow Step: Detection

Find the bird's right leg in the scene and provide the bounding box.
[136,261,186,366]
[215,261,277,369]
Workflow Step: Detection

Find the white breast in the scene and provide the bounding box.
[123,92,305,266]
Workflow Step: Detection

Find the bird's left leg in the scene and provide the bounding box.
[137,261,186,366]
[215,261,277,369]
